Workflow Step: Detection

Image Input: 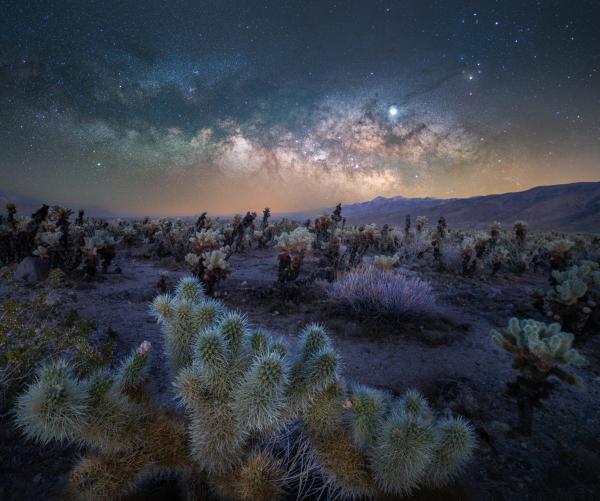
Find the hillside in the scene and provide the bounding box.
[287,182,600,232]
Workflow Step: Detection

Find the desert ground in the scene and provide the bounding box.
[2,226,599,500]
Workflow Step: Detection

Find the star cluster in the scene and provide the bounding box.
[1,0,598,214]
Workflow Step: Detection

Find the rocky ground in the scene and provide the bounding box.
[1,246,599,500]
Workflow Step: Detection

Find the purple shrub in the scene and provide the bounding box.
[329,267,435,317]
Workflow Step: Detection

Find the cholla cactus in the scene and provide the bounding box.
[201,247,233,294]
[489,247,509,275]
[372,254,399,270]
[121,226,137,249]
[308,386,474,499]
[15,276,475,499]
[157,270,169,292]
[542,261,600,336]
[189,228,224,255]
[150,276,225,374]
[346,224,378,268]
[415,216,428,233]
[436,216,447,240]
[81,237,100,277]
[513,220,528,246]
[187,228,233,293]
[460,237,477,275]
[276,227,314,283]
[491,318,585,435]
[33,230,63,266]
[489,221,502,245]
[545,239,573,270]
[14,342,190,500]
[80,231,117,277]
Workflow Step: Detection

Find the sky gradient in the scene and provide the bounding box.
[1,0,599,215]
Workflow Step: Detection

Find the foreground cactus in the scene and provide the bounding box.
[14,276,474,500]
[307,384,475,498]
[491,318,586,435]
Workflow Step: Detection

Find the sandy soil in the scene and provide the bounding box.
[1,246,599,500]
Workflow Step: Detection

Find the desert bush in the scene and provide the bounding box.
[0,289,113,407]
[329,267,435,318]
[491,318,585,435]
[14,276,473,500]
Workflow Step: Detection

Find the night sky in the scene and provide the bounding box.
[2,1,599,215]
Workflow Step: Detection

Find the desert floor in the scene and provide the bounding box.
[2,247,599,500]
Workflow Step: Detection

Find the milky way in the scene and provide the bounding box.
[1,1,599,214]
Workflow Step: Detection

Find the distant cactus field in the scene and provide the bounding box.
[1,201,599,500]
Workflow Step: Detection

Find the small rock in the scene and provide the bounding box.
[14,257,50,284]
[33,473,43,484]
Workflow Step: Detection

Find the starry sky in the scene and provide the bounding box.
[1,0,599,215]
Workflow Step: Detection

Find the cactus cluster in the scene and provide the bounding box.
[542,261,600,336]
[0,203,120,277]
[186,229,233,293]
[276,226,314,283]
[14,276,474,500]
[491,318,586,435]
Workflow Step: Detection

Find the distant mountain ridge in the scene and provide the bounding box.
[2,182,599,232]
[0,189,118,218]
[281,182,600,232]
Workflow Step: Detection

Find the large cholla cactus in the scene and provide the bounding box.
[15,276,474,500]
[14,342,191,500]
[542,261,600,336]
[491,318,586,435]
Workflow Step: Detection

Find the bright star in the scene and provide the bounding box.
[388,105,399,117]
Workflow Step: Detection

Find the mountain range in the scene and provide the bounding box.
[2,182,599,232]
[281,182,600,233]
